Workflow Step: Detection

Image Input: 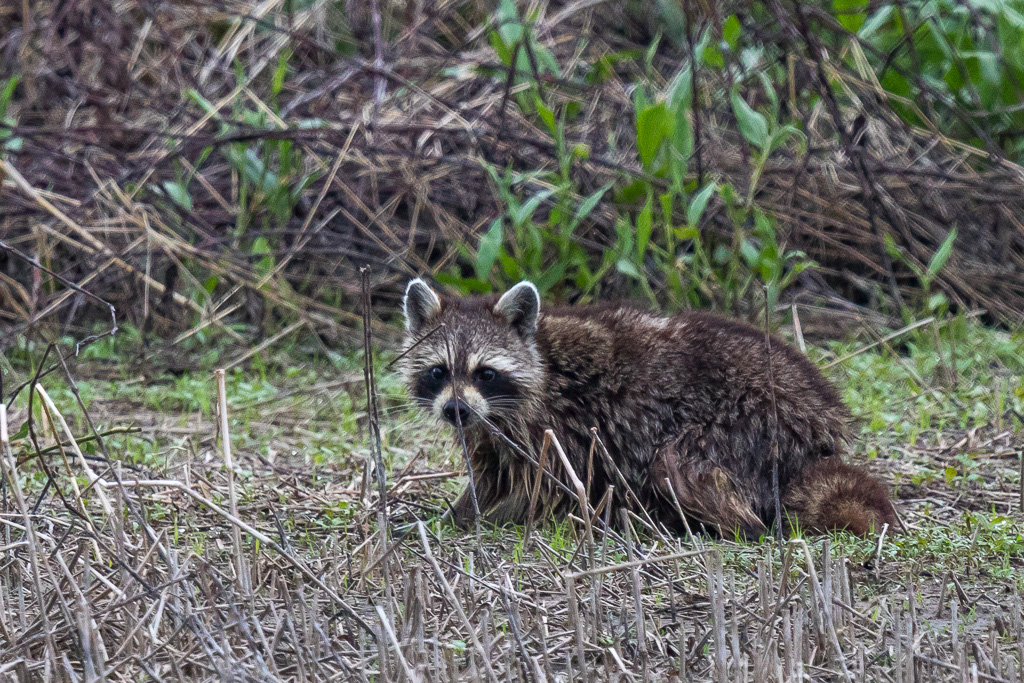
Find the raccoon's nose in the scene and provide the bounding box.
[442,399,473,426]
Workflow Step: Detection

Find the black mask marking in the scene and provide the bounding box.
[473,366,519,401]
[416,365,448,401]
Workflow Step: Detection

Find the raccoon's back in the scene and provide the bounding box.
[535,306,849,433]
[532,307,851,497]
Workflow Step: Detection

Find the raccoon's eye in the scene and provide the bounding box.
[430,366,447,381]
[478,368,496,383]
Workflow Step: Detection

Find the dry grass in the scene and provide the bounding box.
[1,0,1024,344]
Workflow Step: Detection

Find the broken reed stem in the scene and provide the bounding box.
[524,430,552,544]
[567,573,586,678]
[361,268,396,626]
[361,267,387,514]
[375,605,419,682]
[215,368,249,595]
[709,549,729,683]
[0,403,59,667]
[501,573,533,682]
[35,383,115,519]
[546,430,594,568]
[621,508,649,673]
[415,522,498,683]
[568,548,703,581]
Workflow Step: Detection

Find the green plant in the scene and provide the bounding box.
[458,23,817,315]
[845,0,1024,161]
[885,227,957,316]
[0,76,22,153]
[440,163,610,297]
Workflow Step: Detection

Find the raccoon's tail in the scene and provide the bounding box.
[782,459,897,536]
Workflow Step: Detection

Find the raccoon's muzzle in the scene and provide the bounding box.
[442,398,474,426]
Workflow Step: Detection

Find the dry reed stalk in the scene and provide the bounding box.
[0,403,59,671]
[215,367,250,595]
[524,429,552,544]
[620,508,649,677]
[376,605,420,682]
[361,267,388,512]
[414,521,499,682]
[545,430,595,568]
[793,539,853,680]
[100,477,374,636]
[566,573,586,679]
[708,549,729,683]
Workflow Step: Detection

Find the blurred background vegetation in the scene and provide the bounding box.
[1,0,1024,360]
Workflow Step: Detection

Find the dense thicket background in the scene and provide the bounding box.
[2,0,1024,353]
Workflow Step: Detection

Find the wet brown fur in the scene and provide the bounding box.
[400,280,898,538]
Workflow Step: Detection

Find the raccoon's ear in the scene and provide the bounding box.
[403,278,442,334]
[494,281,541,339]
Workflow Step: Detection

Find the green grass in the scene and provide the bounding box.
[821,318,1024,447]
[5,315,1022,584]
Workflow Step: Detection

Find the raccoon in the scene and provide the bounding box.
[399,278,897,538]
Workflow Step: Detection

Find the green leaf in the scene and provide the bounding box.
[687,182,717,226]
[636,102,671,170]
[536,98,556,136]
[740,239,761,267]
[251,237,274,276]
[722,15,741,50]
[570,183,612,231]
[702,43,724,69]
[512,188,559,226]
[637,193,654,259]
[730,89,768,151]
[435,273,492,293]
[633,88,650,121]
[667,66,692,108]
[616,180,647,205]
[496,0,523,46]
[656,0,688,46]
[645,33,662,68]
[162,181,193,210]
[616,257,642,278]
[11,421,29,442]
[272,50,290,100]
[0,76,20,115]
[769,124,807,153]
[475,219,504,279]
[926,228,957,281]
[944,466,957,485]
[670,81,694,187]
[488,30,512,65]
[883,233,902,260]
[858,5,894,39]
[833,0,867,33]
[927,292,949,313]
[536,261,566,293]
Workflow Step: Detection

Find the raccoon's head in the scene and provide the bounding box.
[399,278,545,429]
